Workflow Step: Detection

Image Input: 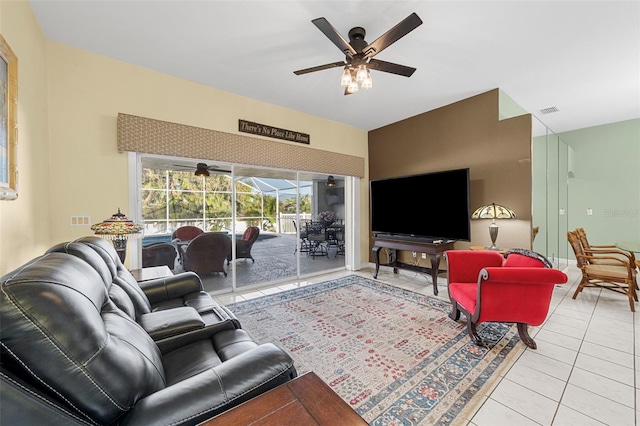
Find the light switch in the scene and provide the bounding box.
[70,215,91,226]
[586,208,593,216]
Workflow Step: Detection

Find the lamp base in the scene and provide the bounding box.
[112,238,128,263]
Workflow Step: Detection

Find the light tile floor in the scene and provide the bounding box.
[213,264,638,426]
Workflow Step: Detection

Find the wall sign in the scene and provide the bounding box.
[239,119,310,144]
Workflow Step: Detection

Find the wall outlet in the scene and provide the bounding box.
[421,253,427,259]
[411,251,417,258]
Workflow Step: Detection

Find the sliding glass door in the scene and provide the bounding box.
[138,155,346,293]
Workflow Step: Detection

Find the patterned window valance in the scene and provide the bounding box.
[117,113,365,178]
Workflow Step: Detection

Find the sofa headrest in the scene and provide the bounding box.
[0,252,165,424]
[46,241,113,288]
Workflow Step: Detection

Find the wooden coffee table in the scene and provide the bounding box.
[198,371,367,425]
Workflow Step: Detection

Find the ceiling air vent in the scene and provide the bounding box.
[539,106,559,114]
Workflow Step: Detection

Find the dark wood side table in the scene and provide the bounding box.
[372,236,455,295]
[198,371,367,426]
[130,265,173,282]
[470,245,507,254]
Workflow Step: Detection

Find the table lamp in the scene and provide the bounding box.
[91,208,143,262]
[471,203,516,250]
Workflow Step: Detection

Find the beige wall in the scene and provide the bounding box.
[368,89,533,264]
[0,0,52,273]
[0,1,369,274]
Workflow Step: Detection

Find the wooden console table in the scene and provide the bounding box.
[372,236,455,295]
[199,371,367,425]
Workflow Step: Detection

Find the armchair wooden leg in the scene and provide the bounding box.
[449,302,461,321]
[467,319,484,347]
[517,323,537,349]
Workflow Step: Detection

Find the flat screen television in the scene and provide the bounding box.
[370,168,471,241]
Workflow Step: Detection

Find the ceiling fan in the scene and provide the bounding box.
[173,162,231,176]
[293,13,423,94]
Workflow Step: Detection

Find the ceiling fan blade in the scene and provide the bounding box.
[312,17,357,58]
[208,166,231,173]
[363,12,423,59]
[367,58,416,77]
[294,61,347,75]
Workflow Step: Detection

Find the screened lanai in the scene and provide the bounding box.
[137,154,347,293]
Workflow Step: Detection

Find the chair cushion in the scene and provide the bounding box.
[585,264,637,279]
[243,227,259,241]
[448,282,478,313]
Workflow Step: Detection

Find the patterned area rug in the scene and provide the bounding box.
[227,275,523,425]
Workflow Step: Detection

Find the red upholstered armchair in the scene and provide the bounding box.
[445,249,568,349]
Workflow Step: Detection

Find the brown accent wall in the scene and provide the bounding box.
[368,89,532,264]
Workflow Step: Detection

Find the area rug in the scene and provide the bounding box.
[227,275,523,425]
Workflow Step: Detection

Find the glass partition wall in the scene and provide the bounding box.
[138,155,346,294]
[532,117,569,269]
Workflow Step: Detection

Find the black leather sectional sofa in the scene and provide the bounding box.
[0,236,297,425]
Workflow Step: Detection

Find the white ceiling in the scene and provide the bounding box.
[29,1,640,135]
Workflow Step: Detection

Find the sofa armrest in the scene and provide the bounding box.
[139,307,205,341]
[155,319,238,354]
[121,343,296,425]
[139,271,203,304]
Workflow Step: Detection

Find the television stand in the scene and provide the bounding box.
[372,236,455,295]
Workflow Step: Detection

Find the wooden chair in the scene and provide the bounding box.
[445,249,568,349]
[567,230,638,311]
[575,227,636,266]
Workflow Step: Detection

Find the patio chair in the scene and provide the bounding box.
[142,242,177,269]
[293,219,311,254]
[182,232,232,277]
[228,226,260,264]
[172,226,204,265]
[306,221,328,258]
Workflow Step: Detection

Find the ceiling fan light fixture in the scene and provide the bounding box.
[294,13,422,96]
[340,68,352,87]
[355,64,368,83]
[194,163,210,177]
[361,72,373,90]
